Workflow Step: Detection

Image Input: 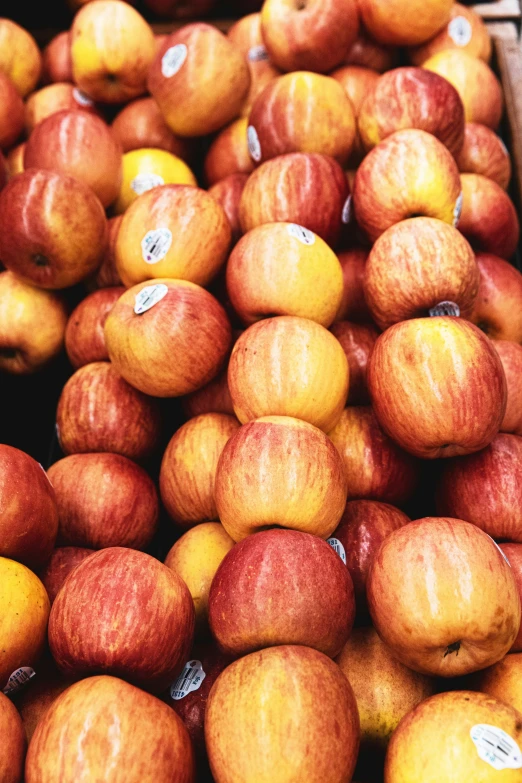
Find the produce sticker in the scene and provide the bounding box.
[170,660,206,700]
[470,724,522,771]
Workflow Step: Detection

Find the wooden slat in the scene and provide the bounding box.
[473,0,520,19]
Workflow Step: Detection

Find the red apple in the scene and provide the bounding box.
[364,217,479,330]
[368,517,521,676]
[182,368,235,418]
[88,215,123,290]
[208,173,248,244]
[0,72,24,150]
[327,407,420,504]
[104,279,232,398]
[25,675,195,781]
[6,143,24,180]
[41,31,72,84]
[239,152,349,247]
[494,341,522,434]
[48,548,195,692]
[0,19,42,97]
[334,248,372,323]
[329,322,378,404]
[331,65,380,117]
[56,361,162,461]
[343,29,398,72]
[0,169,107,290]
[456,123,511,190]
[358,0,453,46]
[111,97,193,159]
[367,317,507,458]
[25,83,98,135]
[0,691,25,782]
[24,110,122,208]
[65,287,124,369]
[160,413,240,529]
[48,453,159,550]
[329,500,410,618]
[409,3,492,65]
[499,544,522,651]
[458,173,520,259]
[39,547,95,604]
[204,117,254,186]
[148,24,250,137]
[469,253,522,342]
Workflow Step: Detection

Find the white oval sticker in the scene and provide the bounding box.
[287,223,315,246]
[327,538,347,565]
[342,195,352,225]
[3,667,35,696]
[470,724,522,771]
[448,16,473,47]
[131,173,165,197]
[72,87,94,107]
[141,228,172,264]
[248,45,269,62]
[162,44,188,78]
[134,283,169,315]
[247,125,262,163]
[453,191,463,227]
[170,660,206,700]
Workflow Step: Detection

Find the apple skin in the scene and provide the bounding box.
[215,415,347,542]
[0,72,24,149]
[473,653,522,715]
[367,317,507,459]
[331,65,380,117]
[56,361,162,461]
[47,453,159,550]
[0,271,68,374]
[148,24,250,137]
[48,548,195,693]
[336,627,435,752]
[334,248,372,323]
[330,499,410,617]
[182,368,235,419]
[88,215,123,290]
[260,0,359,74]
[104,279,232,398]
[165,523,235,634]
[24,110,122,209]
[228,316,349,431]
[6,143,24,180]
[327,407,420,505]
[239,152,349,247]
[24,83,98,135]
[114,148,197,216]
[41,31,72,84]
[71,0,156,103]
[470,253,522,342]
[111,97,193,159]
[344,29,398,72]
[456,122,511,190]
[226,222,343,327]
[458,173,520,260]
[423,49,503,130]
[204,117,254,186]
[437,433,522,542]
[494,341,522,434]
[25,675,195,783]
[208,173,248,244]
[358,0,452,46]
[409,3,492,65]
[363,217,479,330]
[0,691,25,782]
[227,13,281,117]
[160,413,240,529]
[39,547,94,604]
[65,287,124,369]
[0,169,107,290]
[0,557,50,690]
[247,71,356,166]
[0,20,41,97]
[500,545,522,649]
[206,645,360,783]
[368,517,521,677]
[353,129,462,243]
[330,322,379,404]
[209,528,354,658]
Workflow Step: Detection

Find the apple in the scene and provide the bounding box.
[25,83,98,135]
[227,13,281,116]
[458,173,520,260]
[215,415,347,541]
[228,316,349,431]
[0,72,24,150]
[6,143,24,179]
[65,287,124,369]
[48,548,195,692]
[364,218,479,330]
[0,19,41,97]
[0,557,50,692]
[0,691,25,782]
[344,29,398,72]
[208,173,249,244]
[48,453,159,550]
[88,215,123,290]
[182,368,235,419]
[331,65,380,117]
[353,129,462,243]
[115,185,231,288]
[456,123,511,191]
[334,248,372,323]
[409,3,492,65]
[25,675,195,782]
[104,279,232,398]
[494,342,522,434]
[247,71,356,166]
[111,97,193,159]
[358,0,452,46]
[71,0,156,103]
[367,317,507,458]
[260,0,359,73]
[204,117,255,186]
[239,152,349,247]
[56,361,162,461]
[386,692,522,782]
[0,150,6,189]
[368,517,520,676]
[114,148,197,215]
[148,24,250,137]
[24,110,123,209]
[41,32,72,84]
[329,322,378,404]
[160,412,240,529]
[329,499,410,617]
[337,627,435,752]
[423,49,503,129]
[0,445,58,570]
[39,547,94,604]
[327,407,420,504]
[206,645,360,783]
[499,544,522,651]
[0,169,107,290]
[469,253,522,342]
[358,67,465,157]
[165,523,235,634]
[0,271,68,374]
[226,222,343,327]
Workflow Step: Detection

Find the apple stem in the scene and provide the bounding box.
[444,641,461,658]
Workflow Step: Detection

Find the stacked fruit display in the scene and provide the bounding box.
[1,0,522,781]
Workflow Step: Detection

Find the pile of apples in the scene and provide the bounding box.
[3,0,522,781]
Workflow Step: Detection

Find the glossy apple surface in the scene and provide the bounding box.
[0,691,25,782]
[24,83,98,134]
[409,3,492,65]
[204,117,254,186]
[39,547,94,604]
[456,123,511,190]
[208,173,248,244]
[495,342,522,434]
[335,248,372,322]
[358,0,452,46]
[111,96,192,158]
[0,19,41,97]
[0,72,24,149]
[330,322,378,404]
[41,31,72,84]
[458,173,519,260]
[115,148,197,215]
[470,253,522,342]
[65,287,124,369]
[227,13,281,117]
